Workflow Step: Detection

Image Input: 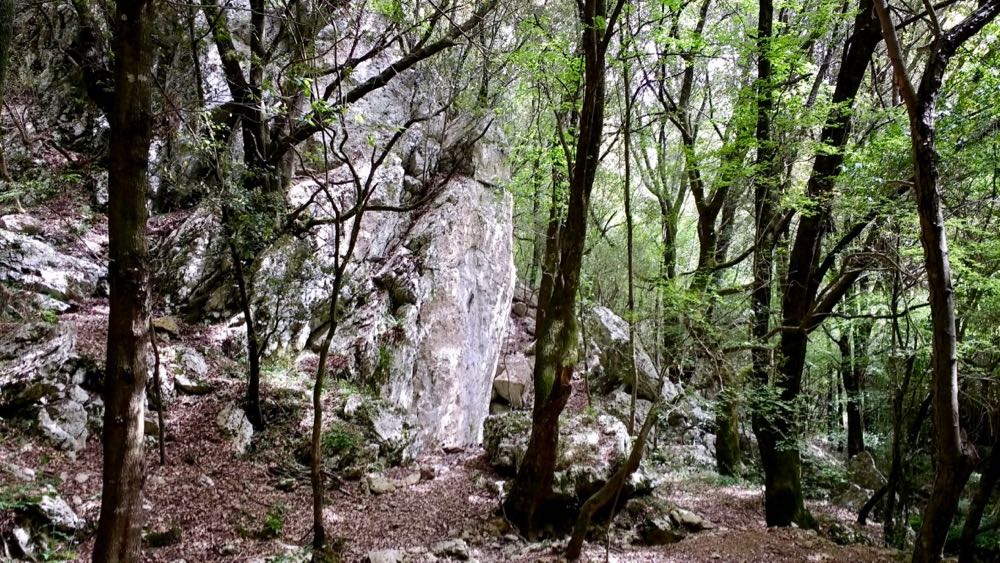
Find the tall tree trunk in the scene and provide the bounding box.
[874,2,1000,560]
[623,66,638,432]
[843,309,873,458]
[748,0,784,525]
[504,0,624,536]
[93,0,154,560]
[753,0,881,527]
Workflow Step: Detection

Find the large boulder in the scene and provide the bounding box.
[321,177,514,451]
[339,392,417,464]
[492,353,532,408]
[847,451,887,490]
[0,323,102,452]
[380,179,515,448]
[0,323,77,388]
[483,410,651,500]
[152,207,230,314]
[0,228,104,302]
[32,494,84,533]
[151,58,514,455]
[216,402,254,455]
[584,306,677,402]
[631,499,713,546]
[37,399,89,451]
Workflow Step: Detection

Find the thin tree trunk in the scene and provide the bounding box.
[837,332,865,458]
[959,434,1000,563]
[623,52,638,433]
[149,319,165,466]
[874,2,1000,559]
[755,0,881,527]
[228,237,264,429]
[310,220,347,558]
[93,0,154,559]
[504,0,623,536]
[566,404,661,559]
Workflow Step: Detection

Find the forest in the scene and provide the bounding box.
[1,0,1000,561]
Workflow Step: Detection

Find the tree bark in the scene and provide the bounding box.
[622,46,638,432]
[754,0,881,527]
[874,2,1000,560]
[566,404,661,559]
[959,435,1000,563]
[93,0,154,560]
[504,0,625,536]
[837,326,867,458]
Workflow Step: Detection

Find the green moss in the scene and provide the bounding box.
[375,344,393,383]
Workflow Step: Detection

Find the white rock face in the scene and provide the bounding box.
[0,323,102,452]
[151,31,516,452]
[393,178,515,447]
[152,207,228,312]
[0,228,104,301]
[38,400,89,452]
[585,305,678,402]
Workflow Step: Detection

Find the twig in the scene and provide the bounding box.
[149,318,166,466]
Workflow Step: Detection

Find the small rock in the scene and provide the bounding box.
[4,463,36,482]
[670,508,712,531]
[9,527,34,558]
[219,543,239,556]
[366,549,405,563]
[397,470,421,487]
[145,418,160,436]
[34,293,71,313]
[0,214,42,233]
[74,472,91,484]
[152,316,182,336]
[512,302,528,317]
[179,348,209,377]
[342,394,364,418]
[216,402,254,454]
[642,516,686,545]
[432,538,470,560]
[37,400,89,452]
[199,474,215,488]
[174,374,213,395]
[366,473,396,495]
[34,494,84,532]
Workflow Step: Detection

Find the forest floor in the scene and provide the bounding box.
[2,371,904,562]
[2,189,904,562]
